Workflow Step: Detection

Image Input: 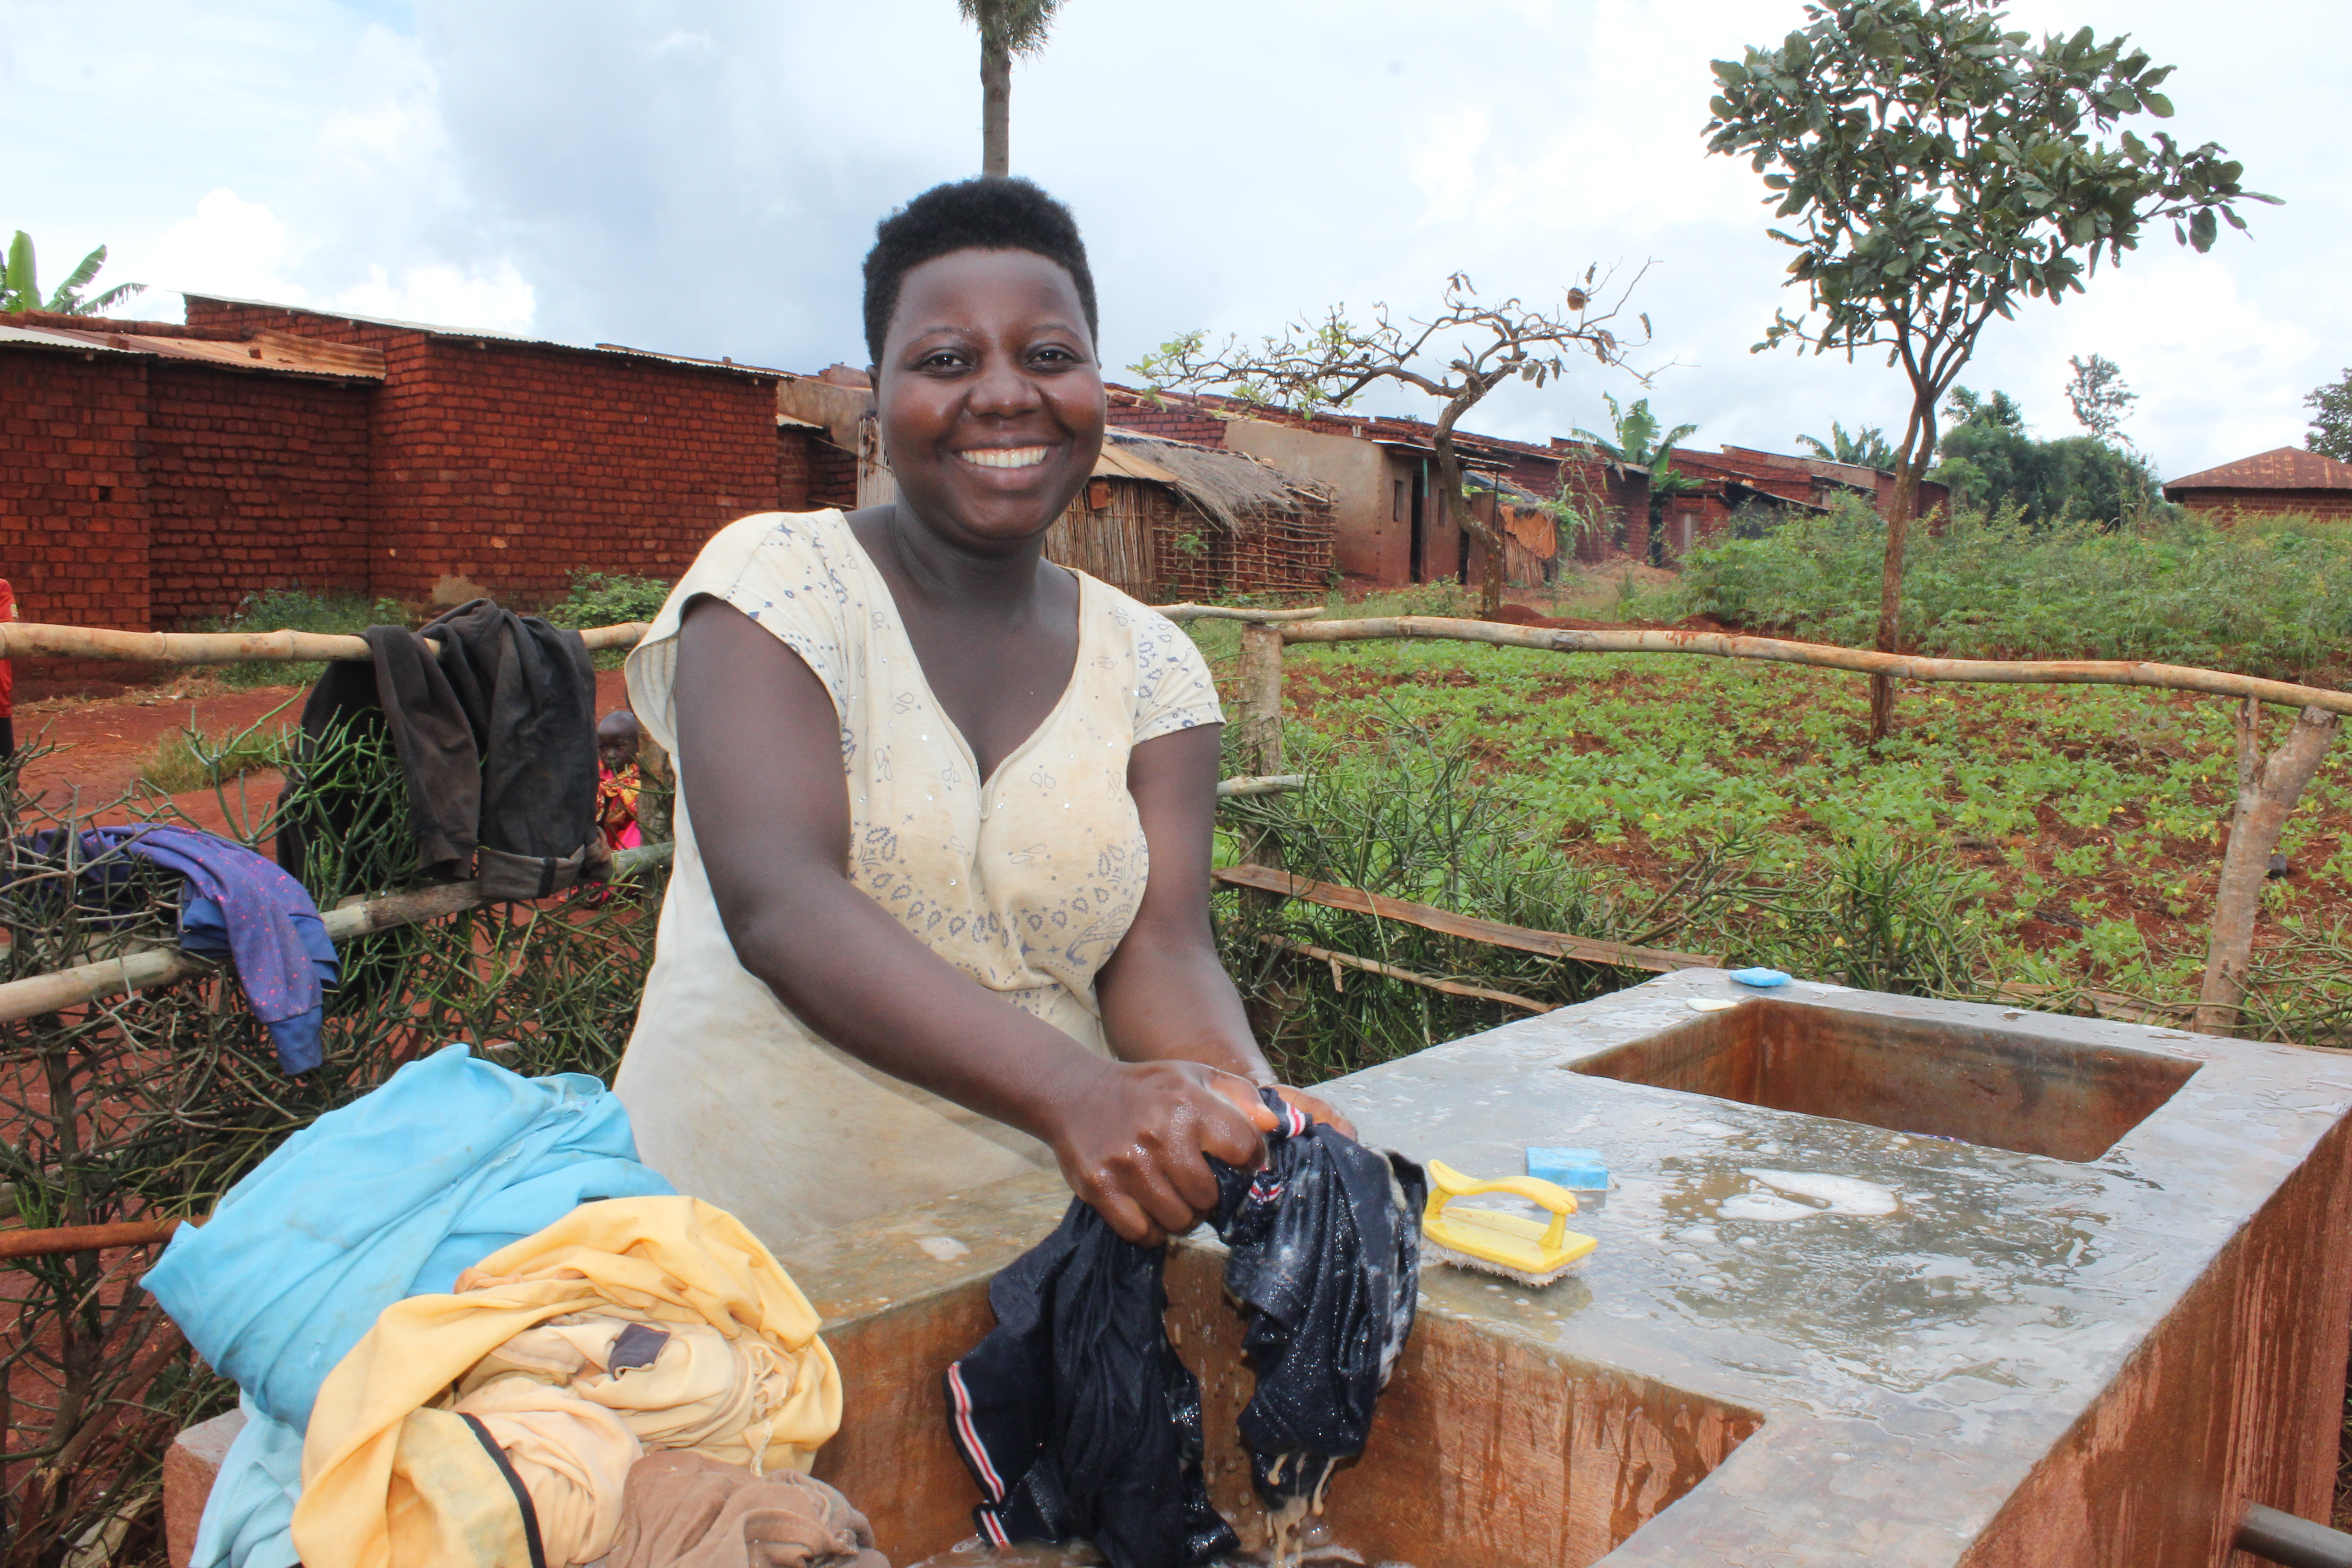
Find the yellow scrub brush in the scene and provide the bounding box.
[1421,1159,1597,1288]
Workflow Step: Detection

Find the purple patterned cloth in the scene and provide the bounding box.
[83,825,338,1073]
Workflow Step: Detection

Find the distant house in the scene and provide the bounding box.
[781,375,1334,602]
[1651,447,1952,559]
[2162,447,2352,525]
[1047,431,1334,603]
[1107,387,1653,593]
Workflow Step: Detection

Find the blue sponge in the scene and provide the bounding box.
[1528,1147,1609,1190]
[1728,967,1792,988]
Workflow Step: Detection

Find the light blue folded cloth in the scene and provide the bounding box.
[147,1041,674,1427]
[145,1043,675,1568]
[186,1398,304,1568]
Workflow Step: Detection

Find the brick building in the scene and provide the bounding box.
[2162,447,2352,524]
[0,298,829,678]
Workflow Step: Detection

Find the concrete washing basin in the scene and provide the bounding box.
[166,971,2352,1567]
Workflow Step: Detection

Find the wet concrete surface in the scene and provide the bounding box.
[779,970,2352,1567]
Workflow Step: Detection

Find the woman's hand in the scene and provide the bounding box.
[1039,1057,1278,1246]
[1265,1083,1358,1142]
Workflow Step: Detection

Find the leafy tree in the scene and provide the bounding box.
[2307,368,2352,463]
[1134,270,1641,618]
[2,231,145,316]
[1704,0,2273,738]
[1931,386,2158,524]
[2063,352,2136,442]
[956,0,1063,176]
[1798,420,1897,469]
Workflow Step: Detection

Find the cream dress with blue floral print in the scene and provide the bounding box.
[618,510,1224,1249]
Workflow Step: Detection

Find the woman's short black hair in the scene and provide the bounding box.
[862,176,1098,368]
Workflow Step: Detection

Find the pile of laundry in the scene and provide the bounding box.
[946,1093,1425,1568]
[147,1044,886,1568]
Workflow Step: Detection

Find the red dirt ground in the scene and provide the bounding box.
[12,669,636,837]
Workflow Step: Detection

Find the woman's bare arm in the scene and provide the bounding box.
[674,596,1272,1244]
[1095,723,1356,1137]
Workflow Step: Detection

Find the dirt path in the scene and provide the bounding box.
[11,669,636,840]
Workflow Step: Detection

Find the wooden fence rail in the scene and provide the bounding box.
[0,619,652,665]
[0,843,675,1027]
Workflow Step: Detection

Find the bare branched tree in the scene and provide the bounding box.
[1132,268,1647,618]
[956,0,1063,176]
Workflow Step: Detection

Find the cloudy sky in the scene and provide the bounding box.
[5,0,2344,479]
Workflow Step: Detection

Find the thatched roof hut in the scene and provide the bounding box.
[1045,431,1335,603]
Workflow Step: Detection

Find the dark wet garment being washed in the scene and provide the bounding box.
[279,598,603,899]
[944,1093,1424,1568]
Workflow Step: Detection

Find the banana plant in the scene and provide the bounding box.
[2,231,146,315]
[1572,393,1699,496]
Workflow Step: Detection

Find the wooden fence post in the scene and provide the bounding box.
[637,739,675,848]
[1234,623,1287,873]
[2195,700,2341,1036]
[1236,623,1286,776]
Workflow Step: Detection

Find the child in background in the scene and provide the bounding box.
[597,709,642,851]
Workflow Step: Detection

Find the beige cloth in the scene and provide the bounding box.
[605,1452,888,1568]
[449,1314,808,1565]
[618,510,1223,1249]
[450,1378,641,1565]
[293,1197,842,1568]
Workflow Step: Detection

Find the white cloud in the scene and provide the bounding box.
[143,188,305,304]
[5,0,2343,476]
[337,259,536,333]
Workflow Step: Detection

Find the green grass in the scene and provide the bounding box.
[1202,623,2352,1060]
[1656,502,2352,682]
[138,717,295,794]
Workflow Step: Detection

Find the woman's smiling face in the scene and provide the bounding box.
[874,247,1107,551]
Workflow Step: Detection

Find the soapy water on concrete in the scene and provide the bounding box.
[1740,1169,1901,1216]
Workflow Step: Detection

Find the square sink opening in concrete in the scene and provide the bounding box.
[813,1242,1759,1568]
[1567,997,2200,1161]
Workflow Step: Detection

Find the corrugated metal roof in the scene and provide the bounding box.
[1093,440,1180,485]
[0,320,385,379]
[181,294,773,379]
[0,323,141,354]
[2164,446,2352,495]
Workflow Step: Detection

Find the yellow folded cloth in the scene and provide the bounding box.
[294,1196,843,1568]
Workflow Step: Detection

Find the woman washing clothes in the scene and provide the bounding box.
[617,177,1349,1251]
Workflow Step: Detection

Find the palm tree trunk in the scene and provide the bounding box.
[980,38,1012,176]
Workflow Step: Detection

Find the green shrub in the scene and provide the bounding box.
[201,587,407,689]
[543,571,674,630]
[1669,502,2352,681]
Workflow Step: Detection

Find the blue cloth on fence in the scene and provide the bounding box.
[145,1041,675,1428]
[82,825,338,1073]
[187,1397,304,1568]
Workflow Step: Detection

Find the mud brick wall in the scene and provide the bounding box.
[1105,396,1229,447]
[807,435,857,511]
[0,352,156,688]
[361,338,776,604]
[777,426,817,512]
[187,299,780,604]
[2176,489,2352,525]
[144,363,373,625]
